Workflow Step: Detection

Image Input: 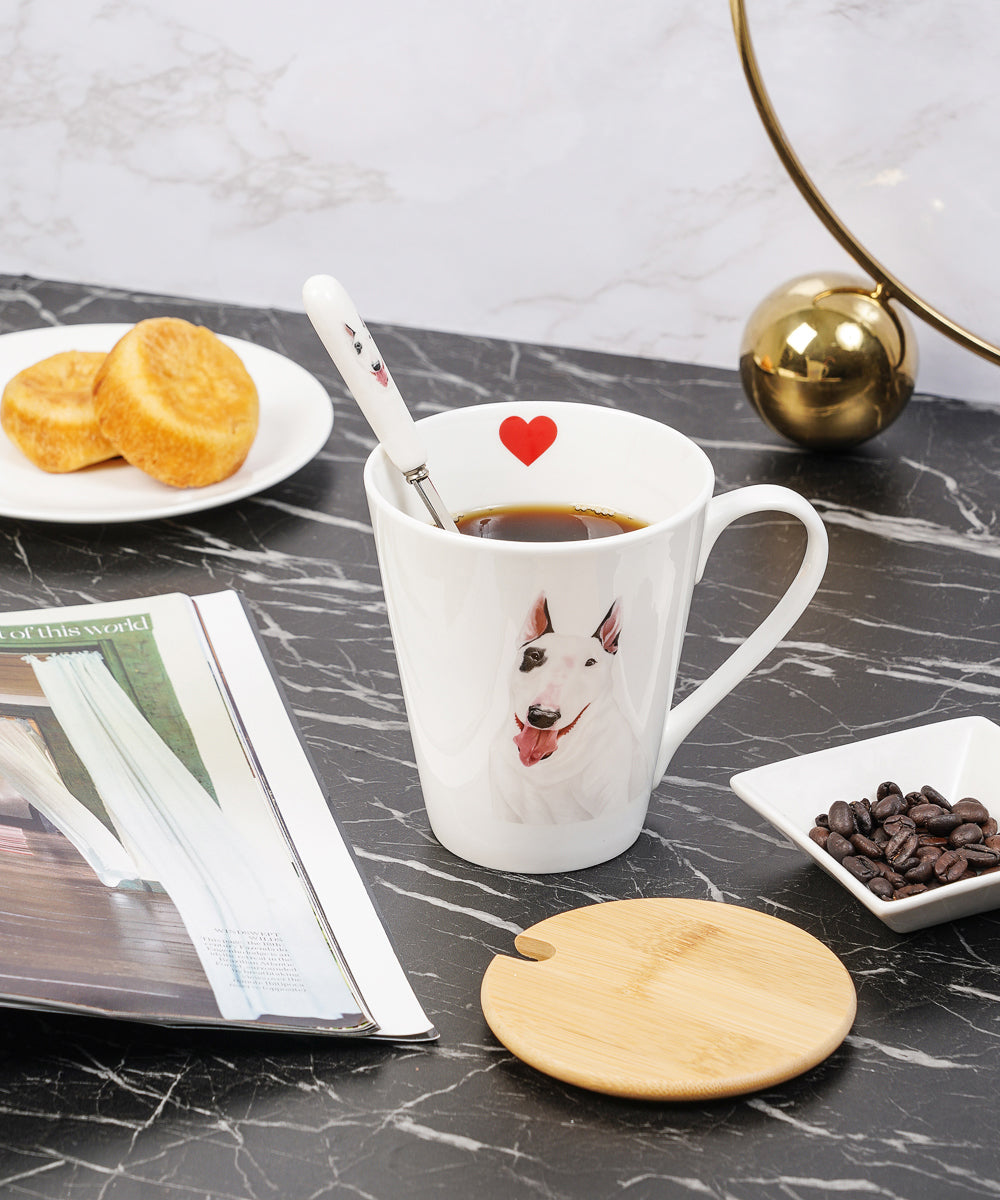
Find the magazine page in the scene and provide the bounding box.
[192,590,436,1041]
[0,592,390,1034]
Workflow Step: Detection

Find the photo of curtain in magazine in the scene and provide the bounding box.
[0,593,386,1034]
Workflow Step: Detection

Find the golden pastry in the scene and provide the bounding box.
[93,317,259,488]
[1,350,119,472]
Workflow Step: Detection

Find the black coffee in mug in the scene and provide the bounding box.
[456,503,647,542]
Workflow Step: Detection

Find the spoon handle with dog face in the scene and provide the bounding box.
[303,273,458,532]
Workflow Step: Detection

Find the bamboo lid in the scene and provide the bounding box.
[481,897,856,1100]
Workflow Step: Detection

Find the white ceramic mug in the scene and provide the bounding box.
[364,401,827,873]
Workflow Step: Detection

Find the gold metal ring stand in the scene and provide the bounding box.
[730,0,1000,448]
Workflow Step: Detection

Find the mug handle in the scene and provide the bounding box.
[654,485,828,781]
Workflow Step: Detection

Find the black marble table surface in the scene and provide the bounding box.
[0,273,999,1200]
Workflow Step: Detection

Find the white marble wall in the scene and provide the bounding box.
[2,0,998,404]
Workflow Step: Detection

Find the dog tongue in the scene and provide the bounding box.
[514,724,559,767]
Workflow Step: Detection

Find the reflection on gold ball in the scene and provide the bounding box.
[739,272,917,450]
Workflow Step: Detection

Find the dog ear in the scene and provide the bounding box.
[520,594,554,644]
[592,600,622,654]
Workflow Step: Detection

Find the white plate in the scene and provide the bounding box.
[731,716,1000,934]
[0,324,333,523]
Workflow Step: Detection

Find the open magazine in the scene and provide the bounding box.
[0,589,436,1040]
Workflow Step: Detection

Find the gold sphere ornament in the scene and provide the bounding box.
[739,272,918,450]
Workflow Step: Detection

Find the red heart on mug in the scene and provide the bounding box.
[499,416,557,466]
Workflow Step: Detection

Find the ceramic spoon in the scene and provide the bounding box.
[303,274,459,532]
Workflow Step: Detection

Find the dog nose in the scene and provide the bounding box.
[527,705,560,729]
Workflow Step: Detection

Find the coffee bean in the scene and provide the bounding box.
[908,803,947,826]
[825,831,854,862]
[809,826,830,848]
[877,781,902,800]
[850,800,874,836]
[886,829,919,866]
[983,818,998,838]
[873,862,906,888]
[959,844,1000,868]
[949,822,984,849]
[925,811,962,835]
[850,832,883,859]
[904,859,935,884]
[894,884,930,899]
[920,784,951,810]
[953,798,989,824]
[828,800,855,838]
[934,850,970,883]
[868,877,894,900]
[842,855,879,883]
[883,814,916,835]
[894,855,923,875]
[872,794,905,821]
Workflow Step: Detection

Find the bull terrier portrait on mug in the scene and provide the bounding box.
[490,593,646,825]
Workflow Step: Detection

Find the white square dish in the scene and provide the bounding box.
[730,716,1000,934]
